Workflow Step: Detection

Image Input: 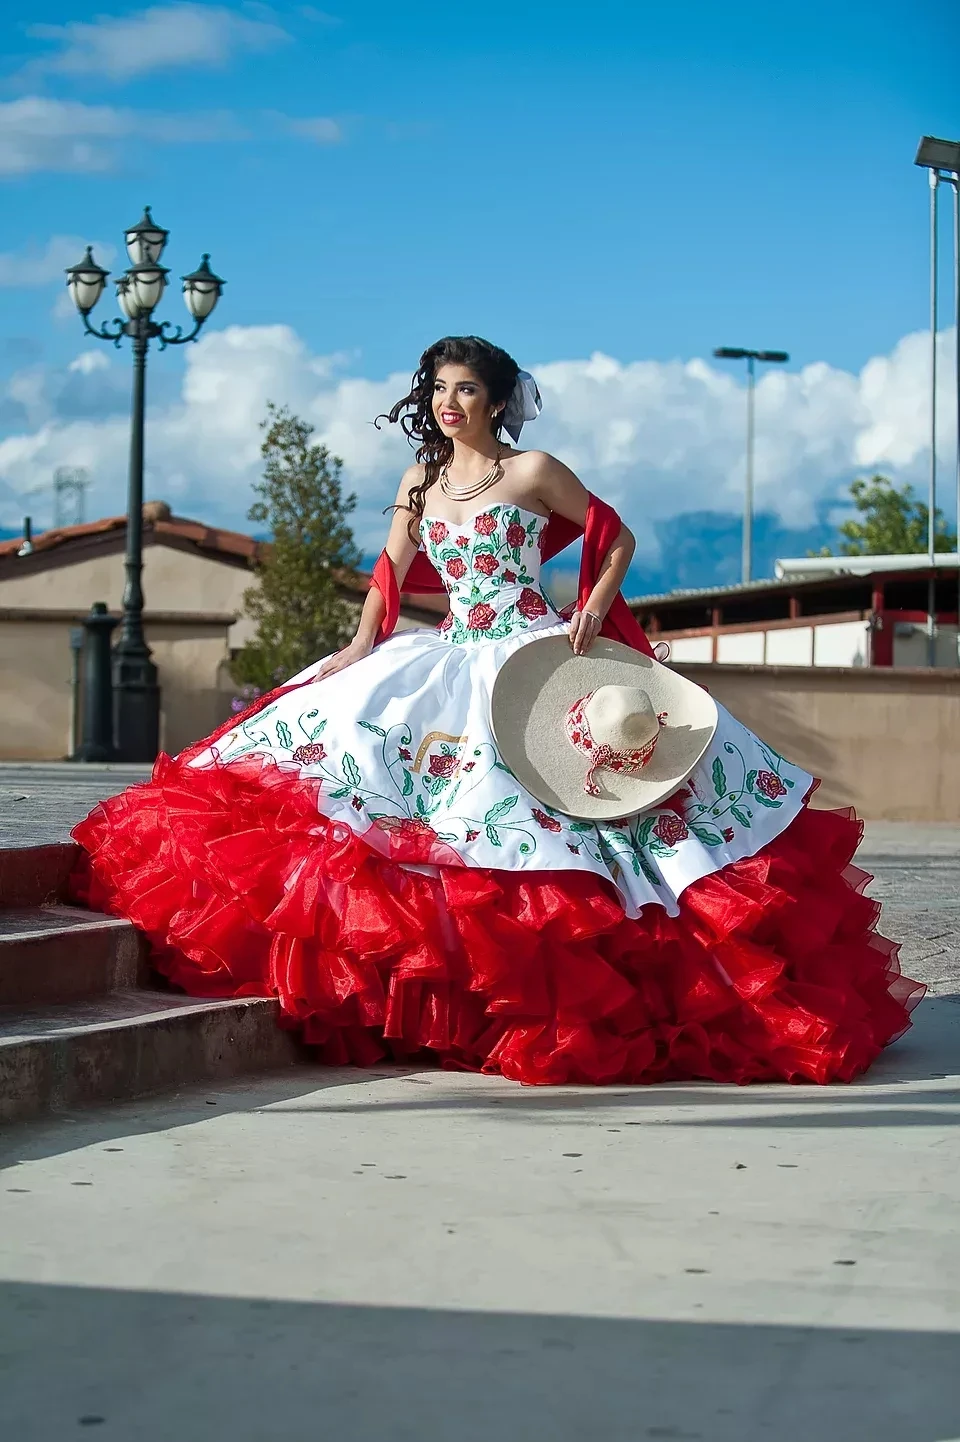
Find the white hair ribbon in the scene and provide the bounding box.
[501,370,542,443]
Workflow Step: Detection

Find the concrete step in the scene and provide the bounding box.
[0,843,79,907]
[0,990,305,1123]
[0,905,150,1007]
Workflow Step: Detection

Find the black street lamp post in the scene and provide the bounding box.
[65,210,225,761]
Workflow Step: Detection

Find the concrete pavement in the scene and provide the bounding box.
[0,763,958,1440]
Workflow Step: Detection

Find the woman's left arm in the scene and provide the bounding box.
[526,452,636,655]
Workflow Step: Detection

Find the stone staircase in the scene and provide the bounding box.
[0,842,306,1124]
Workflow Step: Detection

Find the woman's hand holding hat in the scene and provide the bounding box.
[568,606,603,656]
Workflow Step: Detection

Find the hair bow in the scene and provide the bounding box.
[501,370,542,443]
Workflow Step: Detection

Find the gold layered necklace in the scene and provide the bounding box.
[439,443,504,502]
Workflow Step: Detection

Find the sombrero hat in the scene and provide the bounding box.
[490,637,718,822]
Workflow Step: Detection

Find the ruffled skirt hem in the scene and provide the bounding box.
[67,752,924,1086]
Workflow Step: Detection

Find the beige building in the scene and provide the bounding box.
[0,502,445,761]
[2,507,958,818]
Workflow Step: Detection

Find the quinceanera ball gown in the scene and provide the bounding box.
[69,503,924,1085]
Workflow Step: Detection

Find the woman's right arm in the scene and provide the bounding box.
[316,465,422,679]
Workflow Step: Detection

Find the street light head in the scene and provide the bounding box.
[121,260,169,316]
[116,275,139,320]
[65,246,110,314]
[181,254,225,321]
[125,205,169,265]
[915,135,960,174]
[714,347,749,360]
[757,350,789,364]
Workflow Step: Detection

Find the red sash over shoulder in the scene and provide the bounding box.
[371,493,654,656]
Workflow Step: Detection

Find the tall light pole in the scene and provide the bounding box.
[713,347,790,584]
[915,135,960,668]
[65,209,225,760]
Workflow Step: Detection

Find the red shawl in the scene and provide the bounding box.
[371,492,654,656]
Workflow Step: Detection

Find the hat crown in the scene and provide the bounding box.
[582,685,659,750]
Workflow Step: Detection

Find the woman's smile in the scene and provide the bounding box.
[440,410,465,425]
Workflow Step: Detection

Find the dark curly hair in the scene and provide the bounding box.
[377,335,520,542]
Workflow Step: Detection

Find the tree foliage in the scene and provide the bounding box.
[818,474,957,557]
[231,404,361,691]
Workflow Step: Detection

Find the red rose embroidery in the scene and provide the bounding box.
[465,829,480,841]
[467,602,496,631]
[438,613,453,633]
[457,535,469,548]
[723,827,735,841]
[398,747,412,760]
[517,588,548,621]
[532,808,562,832]
[292,742,326,765]
[429,753,457,778]
[474,513,498,535]
[567,843,580,854]
[445,556,467,580]
[653,813,688,847]
[474,552,499,577]
[503,569,517,583]
[351,794,364,811]
[506,522,527,549]
[376,815,437,841]
[428,521,448,546]
[463,761,475,771]
[755,770,787,799]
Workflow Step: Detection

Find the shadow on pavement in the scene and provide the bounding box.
[1,1282,958,1442]
[2,1001,956,1167]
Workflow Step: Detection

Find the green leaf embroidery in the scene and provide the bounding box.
[636,816,655,848]
[276,720,292,750]
[569,821,595,833]
[310,719,327,739]
[485,824,503,847]
[745,769,758,792]
[358,721,386,737]
[711,757,727,798]
[638,852,660,885]
[484,795,519,825]
[690,823,724,846]
[416,795,427,816]
[327,785,351,799]
[401,769,414,797]
[343,752,361,787]
[730,805,751,827]
[753,792,782,809]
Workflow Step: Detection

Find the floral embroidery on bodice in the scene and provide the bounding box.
[422,503,561,643]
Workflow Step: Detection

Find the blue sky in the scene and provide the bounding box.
[1,0,958,586]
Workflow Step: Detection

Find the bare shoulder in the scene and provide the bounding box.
[508,448,576,483]
[395,462,424,505]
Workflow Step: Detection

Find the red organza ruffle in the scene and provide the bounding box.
[67,753,924,1086]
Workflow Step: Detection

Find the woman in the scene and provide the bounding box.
[70,335,923,1085]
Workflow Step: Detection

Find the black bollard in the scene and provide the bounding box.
[73,602,118,763]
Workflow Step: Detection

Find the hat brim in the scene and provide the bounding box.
[490,637,719,821]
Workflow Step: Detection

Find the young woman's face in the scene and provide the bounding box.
[432,364,499,441]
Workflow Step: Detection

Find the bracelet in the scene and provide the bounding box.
[584,610,602,625]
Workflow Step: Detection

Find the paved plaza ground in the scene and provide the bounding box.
[0,764,958,1440]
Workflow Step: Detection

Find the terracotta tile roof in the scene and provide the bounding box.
[0,504,268,564]
[0,503,450,614]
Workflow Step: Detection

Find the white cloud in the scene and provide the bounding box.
[0,98,129,176]
[279,115,342,144]
[0,236,116,287]
[68,352,112,376]
[1,324,956,543]
[0,97,341,177]
[25,3,289,81]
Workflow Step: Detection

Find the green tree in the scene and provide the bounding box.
[232,403,361,691]
[818,474,957,556]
